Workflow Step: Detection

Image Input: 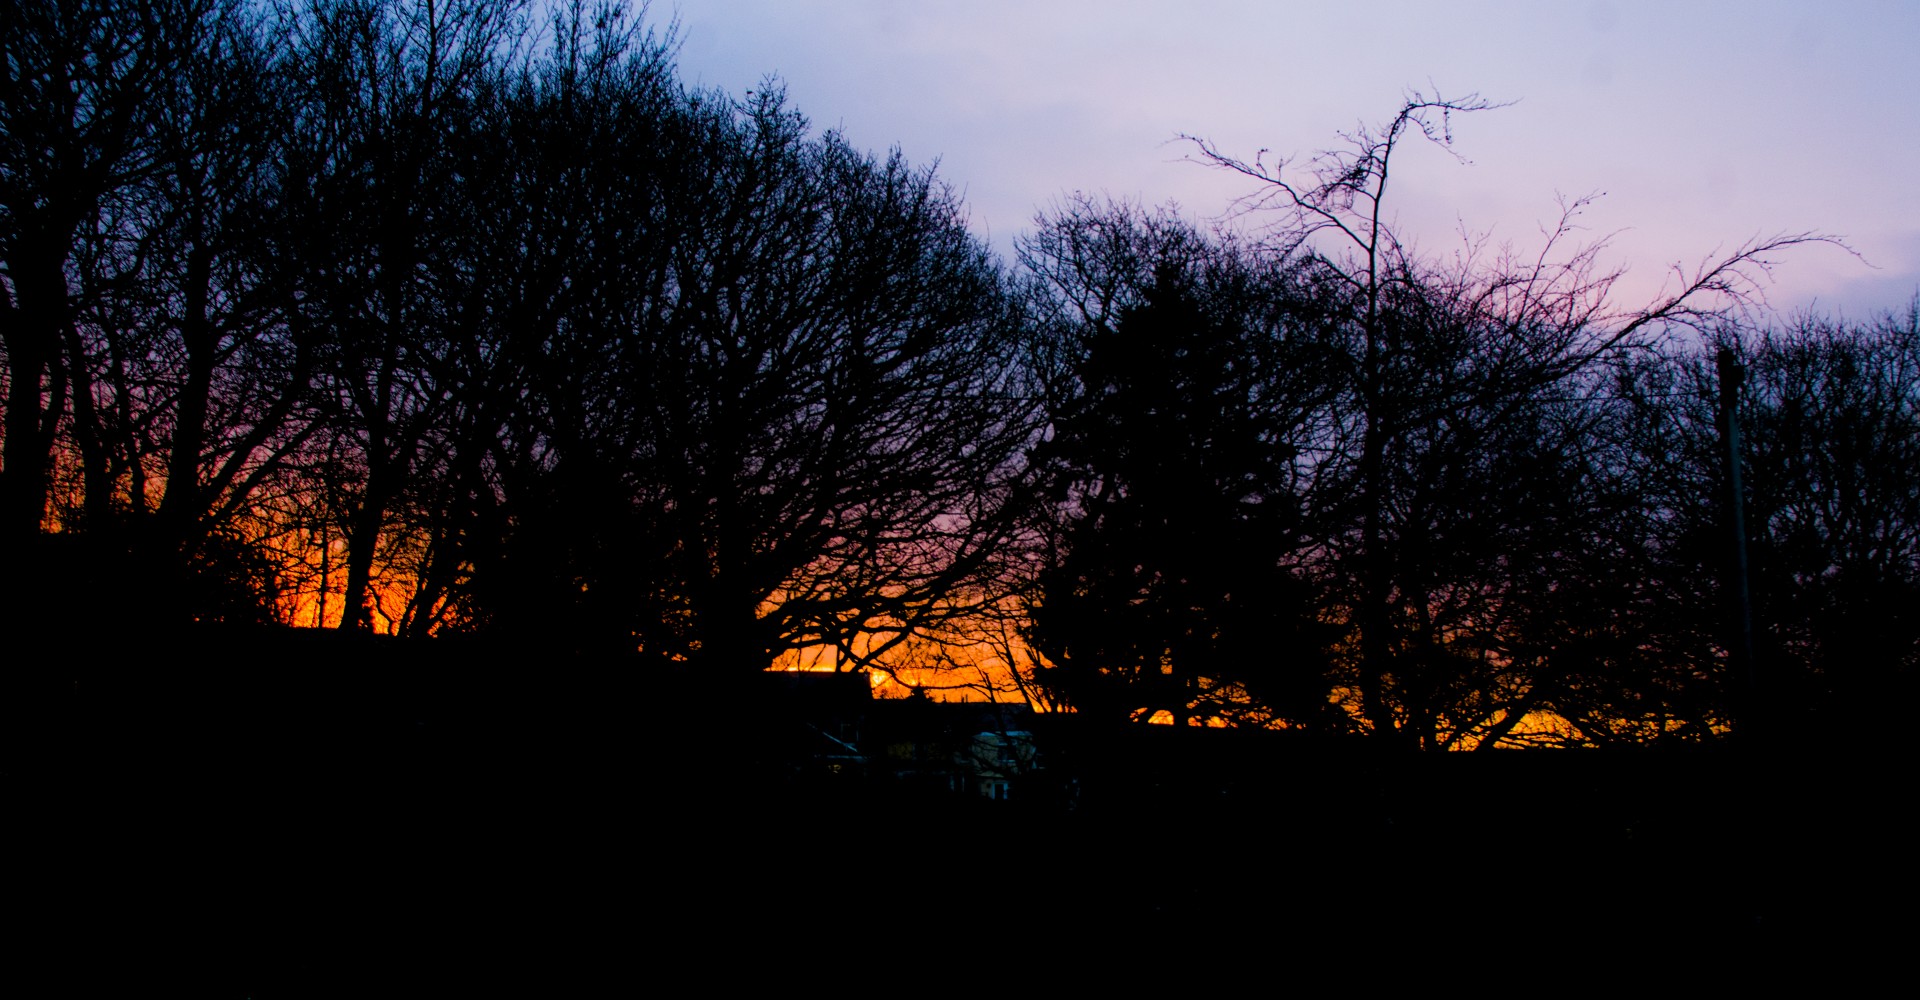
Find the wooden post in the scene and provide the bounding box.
[1716,347,1758,739]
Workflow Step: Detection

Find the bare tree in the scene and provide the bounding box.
[1595,309,1920,744]
[277,0,526,631]
[431,1,700,644]
[402,56,1050,669]
[621,89,1045,675]
[1185,92,1843,748]
[2,1,321,622]
[1,0,188,541]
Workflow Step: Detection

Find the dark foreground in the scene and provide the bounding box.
[43,628,1916,987]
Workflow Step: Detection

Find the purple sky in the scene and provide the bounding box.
[669,0,1920,321]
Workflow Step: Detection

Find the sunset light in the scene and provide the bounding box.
[26,2,1916,970]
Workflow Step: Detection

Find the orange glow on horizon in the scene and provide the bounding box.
[768,631,1038,704]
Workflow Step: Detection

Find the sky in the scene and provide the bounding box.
[666,0,1920,322]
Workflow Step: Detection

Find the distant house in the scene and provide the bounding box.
[737,674,1056,801]
[865,698,1044,801]
[954,726,1038,800]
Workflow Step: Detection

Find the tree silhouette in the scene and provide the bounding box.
[1022,202,1336,727]
[2,0,187,541]
[1605,311,1920,742]
[272,0,524,632]
[2,1,323,622]
[612,89,1042,674]
[1742,313,1920,734]
[15,4,1896,756]
[1185,92,1841,747]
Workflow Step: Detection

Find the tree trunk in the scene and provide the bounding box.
[0,255,73,541]
[159,243,218,548]
[340,489,385,632]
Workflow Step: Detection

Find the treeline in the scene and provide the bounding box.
[3,0,1041,674]
[6,3,1915,746]
[1019,195,1920,748]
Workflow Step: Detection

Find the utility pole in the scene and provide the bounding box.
[1716,347,1759,741]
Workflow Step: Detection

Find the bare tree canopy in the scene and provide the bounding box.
[2,1,1045,666]
[7,8,1906,751]
[1009,93,1860,745]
